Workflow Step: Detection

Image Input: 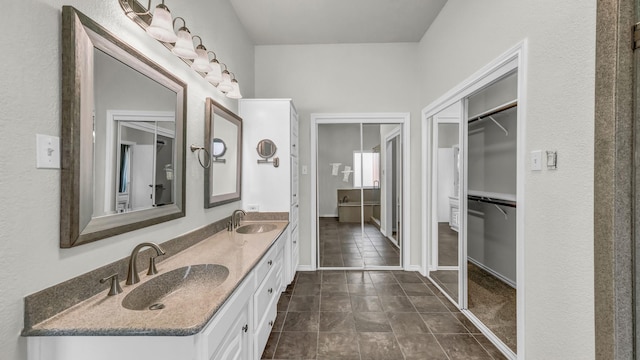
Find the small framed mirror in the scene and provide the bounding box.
[204,98,242,208]
[60,7,186,247]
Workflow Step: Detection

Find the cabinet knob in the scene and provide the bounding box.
[268,260,273,266]
[242,324,248,333]
[268,288,273,294]
[268,320,274,327]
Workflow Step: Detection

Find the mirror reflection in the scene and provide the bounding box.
[60,7,186,247]
[212,138,227,158]
[428,102,461,303]
[94,48,177,216]
[204,98,242,207]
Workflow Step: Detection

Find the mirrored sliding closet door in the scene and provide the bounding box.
[316,122,403,269]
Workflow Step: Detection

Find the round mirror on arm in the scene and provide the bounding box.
[257,139,277,158]
[212,138,227,158]
[256,139,279,167]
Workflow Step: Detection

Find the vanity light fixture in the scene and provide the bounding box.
[145,2,177,42]
[191,36,213,73]
[205,51,223,85]
[218,64,234,93]
[226,73,242,99]
[118,0,242,97]
[171,18,197,59]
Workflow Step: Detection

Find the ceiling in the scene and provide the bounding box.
[229,0,448,45]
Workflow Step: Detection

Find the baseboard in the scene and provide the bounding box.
[296,265,315,272]
[407,265,422,272]
[436,266,459,271]
[467,257,517,289]
[319,214,337,218]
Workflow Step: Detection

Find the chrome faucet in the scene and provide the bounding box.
[342,195,349,203]
[126,242,166,285]
[232,209,247,228]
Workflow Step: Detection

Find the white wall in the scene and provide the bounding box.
[418,0,596,358]
[0,1,254,359]
[255,43,421,267]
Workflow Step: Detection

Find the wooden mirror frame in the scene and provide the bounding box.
[60,6,187,247]
[204,98,242,208]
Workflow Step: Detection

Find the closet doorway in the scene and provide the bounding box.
[422,44,525,360]
[311,113,410,270]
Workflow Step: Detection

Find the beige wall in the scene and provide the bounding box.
[255,42,422,267]
[0,1,254,359]
[418,0,597,358]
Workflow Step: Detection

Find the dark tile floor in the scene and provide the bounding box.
[262,270,507,360]
[319,218,400,268]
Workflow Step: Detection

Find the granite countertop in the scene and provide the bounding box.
[24,221,288,337]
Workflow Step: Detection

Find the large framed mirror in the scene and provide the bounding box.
[60,6,186,247]
[204,98,242,207]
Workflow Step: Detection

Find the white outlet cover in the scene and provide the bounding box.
[36,134,60,169]
[302,165,308,175]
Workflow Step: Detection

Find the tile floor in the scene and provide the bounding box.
[261,270,507,360]
[319,218,400,267]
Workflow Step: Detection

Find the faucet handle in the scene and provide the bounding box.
[147,257,159,276]
[99,274,123,296]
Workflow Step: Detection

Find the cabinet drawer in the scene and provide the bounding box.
[255,240,281,285]
[254,261,281,329]
[255,299,277,359]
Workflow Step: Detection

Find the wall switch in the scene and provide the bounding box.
[247,204,259,212]
[531,150,542,171]
[546,150,558,169]
[301,165,308,175]
[36,134,60,169]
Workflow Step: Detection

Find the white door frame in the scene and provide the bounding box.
[310,113,411,270]
[383,127,402,246]
[421,40,527,359]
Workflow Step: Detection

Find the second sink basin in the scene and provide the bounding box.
[122,264,229,311]
[236,223,277,234]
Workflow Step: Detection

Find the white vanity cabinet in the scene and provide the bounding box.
[27,231,288,360]
[239,99,299,287]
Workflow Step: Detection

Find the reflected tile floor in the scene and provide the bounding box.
[319,217,400,267]
[262,270,507,360]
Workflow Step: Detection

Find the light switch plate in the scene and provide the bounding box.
[302,165,308,175]
[546,150,558,169]
[531,150,542,171]
[36,134,60,169]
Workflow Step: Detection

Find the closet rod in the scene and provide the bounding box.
[468,100,518,124]
[467,195,517,208]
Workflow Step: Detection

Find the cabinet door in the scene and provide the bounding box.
[210,303,250,360]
